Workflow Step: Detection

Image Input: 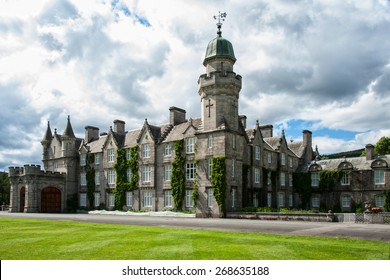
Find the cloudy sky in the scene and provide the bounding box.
[1,0,390,170]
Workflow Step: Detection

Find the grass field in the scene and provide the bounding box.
[0,218,389,260]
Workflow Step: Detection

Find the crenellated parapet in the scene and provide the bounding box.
[8,165,65,178]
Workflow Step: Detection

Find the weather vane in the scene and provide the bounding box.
[213,11,227,36]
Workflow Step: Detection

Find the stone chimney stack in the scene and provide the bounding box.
[303,130,313,161]
[169,107,186,126]
[260,125,273,138]
[113,120,125,133]
[365,144,375,160]
[85,126,99,143]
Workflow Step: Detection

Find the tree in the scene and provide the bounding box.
[374,136,390,156]
[0,172,10,205]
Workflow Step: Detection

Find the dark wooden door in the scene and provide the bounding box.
[20,187,25,212]
[41,187,61,213]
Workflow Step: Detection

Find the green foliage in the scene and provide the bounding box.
[85,153,95,209]
[128,146,139,191]
[171,140,185,210]
[318,170,344,192]
[375,136,390,156]
[114,149,131,210]
[0,172,10,205]
[211,156,227,216]
[66,193,78,213]
[292,173,312,209]
[384,190,390,212]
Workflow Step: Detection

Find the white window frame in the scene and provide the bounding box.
[267,193,272,207]
[207,188,213,208]
[232,159,235,178]
[374,170,385,185]
[142,165,151,182]
[253,193,259,208]
[375,195,384,207]
[186,162,195,180]
[80,193,87,207]
[341,195,350,208]
[311,195,320,208]
[126,191,133,207]
[231,188,236,208]
[95,171,100,186]
[164,143,172,156]
[208,158,213,178]
[311,173,319,187]
[107,149,115,163]
[186,190,194,208]
[142,143,150,158]
[278,192,285,208]
[127,168,132,182]
[80,172,87,186]
[95,153,100,165]
[207,134,213,149]
[281,153,286,166]
[144,191,152,207]
[126,149,131,160]
[80,154,86,166]
[341,173,350,186]
[108,169,116,184]
[164,190,173,207]
[255,168,260,183]
[94,193,100,207]
[186,137,195,154]
[255,146,260,160]
[164,164,172,181]
[280,172,286,187]
[108,194,115,208]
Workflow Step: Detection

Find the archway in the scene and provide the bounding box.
[41,187,61,213]
[20,187,25,212]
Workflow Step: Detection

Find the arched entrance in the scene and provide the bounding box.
[41,187,61,213]
[20,187,25,212]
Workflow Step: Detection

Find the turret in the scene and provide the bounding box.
[41,121,52,160]
[61,115,76,157]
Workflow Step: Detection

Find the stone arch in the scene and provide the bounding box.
[41,186,61,213]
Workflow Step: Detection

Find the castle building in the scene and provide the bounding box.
[13,20,389,216]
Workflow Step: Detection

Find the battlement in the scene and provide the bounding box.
[9,165,65,178]
[198,71,242,91]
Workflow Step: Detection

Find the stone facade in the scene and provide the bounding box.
[8,28,318,216]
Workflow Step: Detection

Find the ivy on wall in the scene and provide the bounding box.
[86,153,95,209]
[318,170,344,192]
[211,156,227,216]
[128,146,139,191]
[292,172,312,209]
[114,148,131,210]
[171,140,185,210]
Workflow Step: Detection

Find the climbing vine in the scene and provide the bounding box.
[171,140,186,210]
[128,146,139,191]
[292,172,312,209]
[113,149,130,210]
[86,153,95,209]
[211,156,227,216]
[318,170,345,192]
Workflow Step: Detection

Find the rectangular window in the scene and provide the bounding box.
[186,190,194,208]
[268,153,272,164]
[267,172,271,185]
[53,162,58,172]
[186,137,195,154]
[80,172,87,186]
[267,193,272,207]
[289,194,293,207]
[108,194,115,208]
[289,157,293,168]
[341,195,350,208]
[126,149,131,160]
[311,173,319,187]
[207,188,213,208]
[164,190,173,207]
[374,170,385,185]
[255,168,260,183]
[164,143,172,156]
[107,149,115,163]
[231,188,236,208]
[144,191,152,207]
[127,168,132,182]
[278,192,285,208]
[108,169,116,184]
[142,165,151,182]
[94,193,100,207]
[80,193,87,207]
[312,196,320,208]
[208,158,213,178]
[142,143,150,158]
[281,153,286,166]
[232,159,235,178]
[280,172,286,187]
[80,154,86,166]
[186,162,195,180]
[126,191,133,207]
[289,174,293,187]
[375,195,384,207]
[232,135,236,150]
[164,164,172,181]
[95,171,100,186]
[341,173,350,185]
[255,146,261,160]
[95,153,100,165]
[207,134,213,149]
[253,193,259,207]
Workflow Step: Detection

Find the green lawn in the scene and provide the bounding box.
[0,218,388,260]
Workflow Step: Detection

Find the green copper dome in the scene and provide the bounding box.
[203,35,236,66]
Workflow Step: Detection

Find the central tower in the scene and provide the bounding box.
[198,13,242,132]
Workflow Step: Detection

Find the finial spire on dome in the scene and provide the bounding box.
[213,11,227,37]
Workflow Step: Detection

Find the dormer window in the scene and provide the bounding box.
[341,173,350,186]
[186,137,195,154]
[255,146,260,160]
[142,144,150,158]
